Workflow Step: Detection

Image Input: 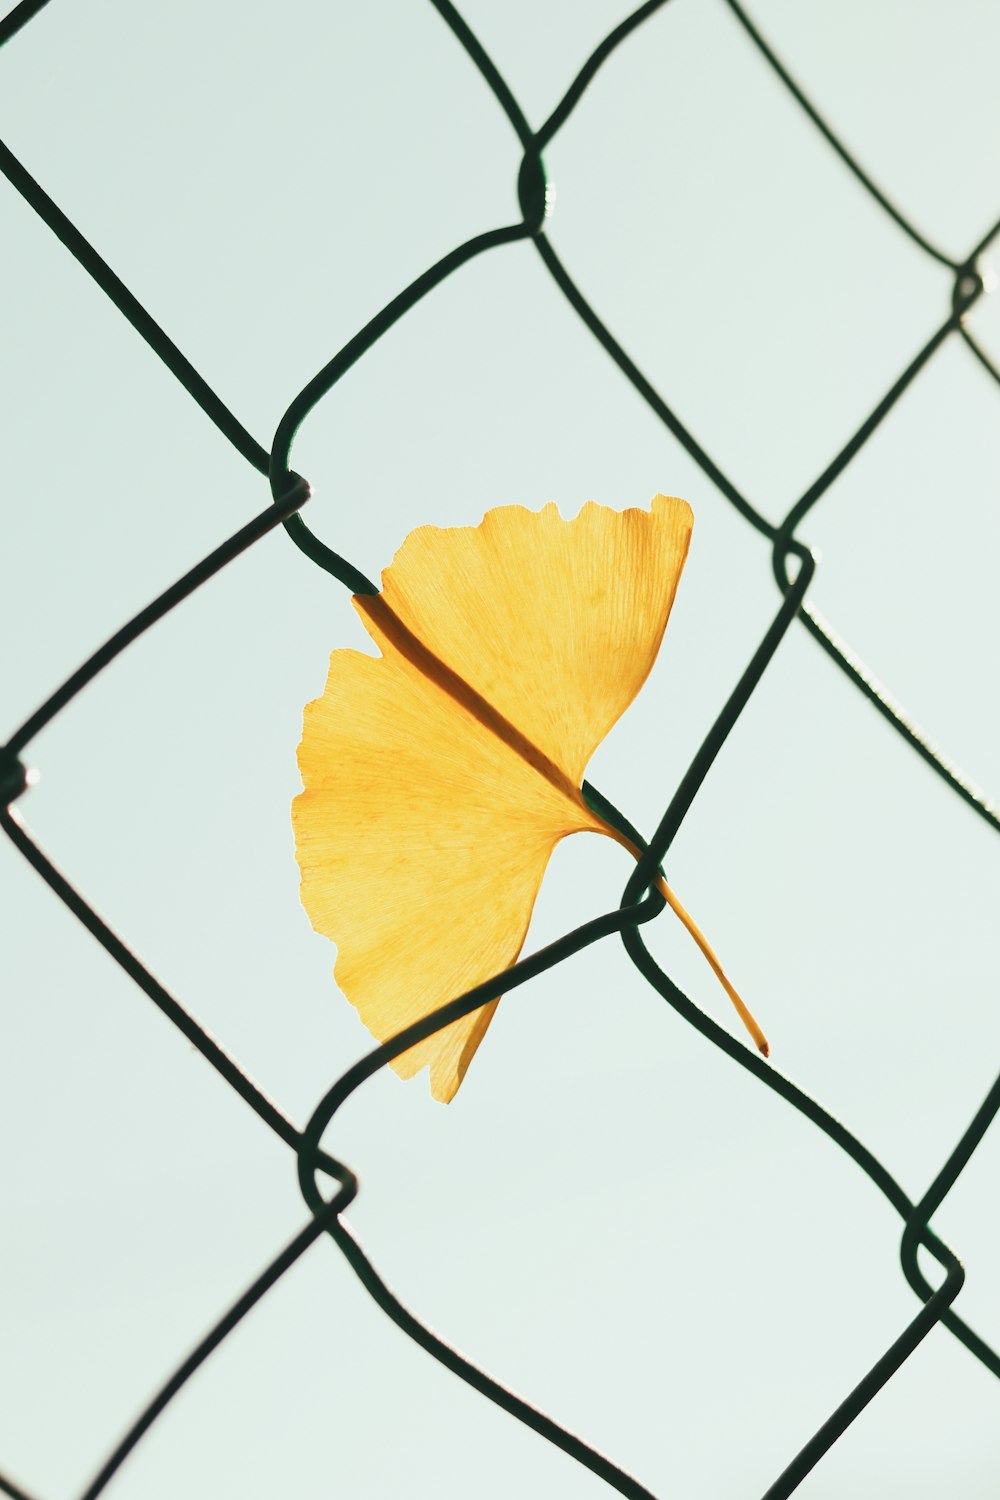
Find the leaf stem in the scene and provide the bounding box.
[597,816,769,1057]
[654,875,770,1059]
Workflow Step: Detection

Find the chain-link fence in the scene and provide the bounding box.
[2,2,998,1495]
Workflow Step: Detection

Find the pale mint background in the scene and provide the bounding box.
[2,2,999,1496]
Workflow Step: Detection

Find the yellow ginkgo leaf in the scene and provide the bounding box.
[293,494,767,1103]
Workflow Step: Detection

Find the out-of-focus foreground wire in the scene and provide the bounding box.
[1,2,998,1498]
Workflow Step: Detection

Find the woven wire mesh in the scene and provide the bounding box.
[2,1,999,1494]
